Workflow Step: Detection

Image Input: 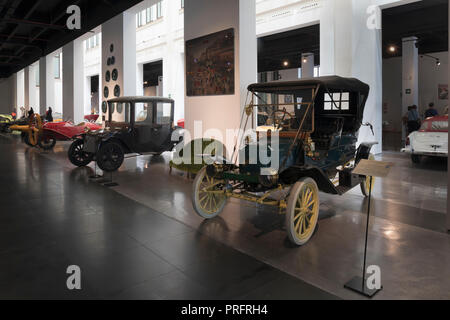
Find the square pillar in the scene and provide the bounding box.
[447,2,450,232]
[28,65,37,110]
[39,55,55,115]
[101,11,137,121]
[16,69,24,116]
[9,74,17,114]
[402,36,419,141]
[320,0,382,154]
[63,38,84,123]
[301,53,314,78]
[184,0,257,154]
[24,67,30,109]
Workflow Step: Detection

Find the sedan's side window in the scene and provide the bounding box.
[135,103,153,123]
[156,103,172,125]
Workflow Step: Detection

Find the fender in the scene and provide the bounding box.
[280,166,339,195]
[355,142,378,164]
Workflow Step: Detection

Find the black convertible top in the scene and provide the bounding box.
[247,76,369,95]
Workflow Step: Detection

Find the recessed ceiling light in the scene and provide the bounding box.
[388,46,396,53]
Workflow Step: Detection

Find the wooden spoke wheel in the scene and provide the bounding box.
[360,154,375,197]
[27,113,43,147]
[286,177,319,246]
[192,167,226,219]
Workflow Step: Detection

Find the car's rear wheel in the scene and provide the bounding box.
[68,139,93,167]
[96,142,124,172]
[411,154,421,164]
[38,136,56,150]
[192,167,227,219]
[286,177,319,246]
[22,132,34,147]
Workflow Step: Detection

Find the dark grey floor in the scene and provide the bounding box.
[0,135,337,300]
[34,138,450,299]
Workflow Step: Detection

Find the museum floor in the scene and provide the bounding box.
[1,134,449,300]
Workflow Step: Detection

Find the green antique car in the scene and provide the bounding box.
[191,76,377,246]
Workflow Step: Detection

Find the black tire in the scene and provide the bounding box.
[22,133,34,147]
[38,136,56,150]
[411,154,421,164]
[96,141,124,172]
[68,139,94,167]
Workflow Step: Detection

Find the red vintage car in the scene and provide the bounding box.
[39,121,102,150]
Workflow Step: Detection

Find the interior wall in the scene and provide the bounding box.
[184,0,257,155]
[0,78,12,114]
[383,51,449,130]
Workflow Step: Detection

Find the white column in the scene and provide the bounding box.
[447,1,449,232]
[101,11,137,121]
[84,76,91,115]
[28,65,37,109]
[16,69,24,116]
[39,55,55,115]
[24,67,30,110]
[163,0,185,123]
[402,36,419,140]
[63,38,85,123]
[184,0,257,154]
[320,0,383,154]
[301,53,314,78]
[11,73,17,114]
[137,63,144,96]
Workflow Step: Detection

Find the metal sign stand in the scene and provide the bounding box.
[102,171,119,187]
[344,159,394,298]
[89,161,102,180]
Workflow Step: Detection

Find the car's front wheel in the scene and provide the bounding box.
[68,139,94,167]
[96,141,124,172]
[411,154,421,164]
[286,177,319,246]
[192,167,227,219]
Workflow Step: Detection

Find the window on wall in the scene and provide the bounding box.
[156,1,162,18]
[35,64,39,87]
[54,54,60,79]
[86,34,100,49]
[136,1,163,28]
[181,0,184,8]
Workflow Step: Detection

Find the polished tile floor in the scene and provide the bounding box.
[0,135,336,300]
[2,135,449,299]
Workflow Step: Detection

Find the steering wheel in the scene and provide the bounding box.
[27,113,43,146]
[272,110,294,130]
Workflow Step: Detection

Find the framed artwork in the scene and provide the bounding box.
[438,84,448,100]
[186,28,235,96]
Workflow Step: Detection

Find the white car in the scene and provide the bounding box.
[402,115,448,163]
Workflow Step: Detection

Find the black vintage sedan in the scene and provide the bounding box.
[68,96,183,172]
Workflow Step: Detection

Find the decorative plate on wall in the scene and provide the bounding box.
[104,86,109,98]
[110,56,115,65]
[114,85,120,97]
[107,57,111,66]
[105,70,111,82]
[102,101,107,114]
[110,103,115,114]
[110,44,114,53]
[116,102,123,114]
[112,69,118,81]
